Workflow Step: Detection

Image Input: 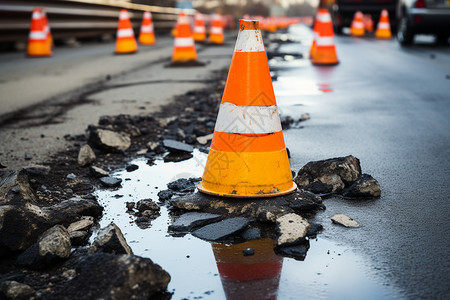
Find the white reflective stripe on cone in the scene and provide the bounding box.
[214,102,282,134]
[141,25,154,33]
[174,37,194,46]
[119,11,129,20]
[194,26,206,33]
[352,22,364,29]
[234,30,265,52]
[32,11,41,19]
[377,23,390,30]
[210,27,223,34]
[117,28,134,38]
[316,13,332,23]
[316,36,335,46]
[144,12,151,18]
[29,31,47,40]
[178,16,189,24]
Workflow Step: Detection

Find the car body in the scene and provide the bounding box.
[331,0,398,33]
[396,0,450,45]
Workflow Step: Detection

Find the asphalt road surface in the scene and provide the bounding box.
[1,27,449,299]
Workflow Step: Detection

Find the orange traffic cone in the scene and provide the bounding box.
[41,10,53,49]
[363,14,374,33]
[350,11,365,36]
[193,12,206,42]
[309,9,330,59]
[27,8,52,57]
[311,9,339,65]
[171,12,197,63]
[139,11,156,45]
[209,13,224,44]
[198,19,296,198]
[212,239,283,299]
[115,9,138,54]
[375,9,392,39]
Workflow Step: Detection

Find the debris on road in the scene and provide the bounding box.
[331,214,360,228]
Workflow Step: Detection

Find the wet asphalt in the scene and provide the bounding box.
[276,28,450,299]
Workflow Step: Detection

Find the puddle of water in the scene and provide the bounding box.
[94,150,399,299]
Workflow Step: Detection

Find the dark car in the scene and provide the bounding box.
[396,0,450,45]
[331,0,398,33]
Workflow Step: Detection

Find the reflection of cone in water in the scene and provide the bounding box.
[41,10,53,49]
[375,9,392,39]
[115,9,138,54]
[198,19,296,197]
[363,14,374,33]
[311,9,339,65]
[209,13,224,44]
[27,8,52,57]
[139,11,156,45]
[351,11,365,36]
[212,239,283,300]
[172,12,197,63]
[193,13,206,42]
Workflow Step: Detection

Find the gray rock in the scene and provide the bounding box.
[241,228,261,240]
[69,230,89,246]
[243,247,254,256]
[99,176,122,187]
[169,212,222,232]
[275,239,310,261]
[67,217,94,233]
[48,253,170,300]
[66,173,76,180]
[0,281,34,300]
[196,133,214,145]
[90,165,109,177]
[331,214,360,228]
[0,170,36,206]
[276,213,311,246]
[90,223,133,255]
[77,144,96,166]
[136,199,159,212]
[192,217,250,241]
[163,139,194,153]
[16,225,71,269]
[24,164,51,176]
[343,174,381,198]
[89,128,131,152]
[163,152,193,162]
[294,155,361,194]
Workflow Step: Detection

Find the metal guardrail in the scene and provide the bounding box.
[0,0,195,44]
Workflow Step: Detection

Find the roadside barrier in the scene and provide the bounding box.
[138,11,155,45]
[209,13,224,44]
[311,9,339,65]
[198,19,296,198]
[375,9,392,39]
[115,9,138,54]
[193,12,206,42]
[171,12,197,63]
[351,11,365,37]
[27,8,52,57]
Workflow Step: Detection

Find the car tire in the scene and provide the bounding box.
[397,15,414,46]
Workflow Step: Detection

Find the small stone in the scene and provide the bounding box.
[299,113,311,122]
[163,152,193,162]
[66,173,77,180]
[158,116,177,127]
[147,141,159,151]
[88,128,131,152]
[192,217,250,242]
[157,189,174,201]
[77,144,96,166]
[90,223,133,255]
[136,199,158,212]
[24,164,51,176]
[169,212,222,232]
[276,213,311,246]
[0,281,34,300]
[243,247,255,256]
[275,239,310,261]
[331,214,360,228]
[67,217,94,233]
[126,202,135,211]
[167,178,195,193]
[196,133,214,145]
[99,176,122,187]
[90,166,109,178]
[343,174,381,198]
[24,153,32,160]
[126,164,139,172]
[163,139,194,153]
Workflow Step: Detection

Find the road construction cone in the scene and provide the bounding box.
[138,11,156,45]
[212,239,283,299]
[197,19,296,198]
[41,10,53,49]
[115,9,138,54]
[209,13,224,44]
[172,12,197,63]
[309,9,330,59]
[350,11,365,36]
[375,9,392,39]
[311,9,339,65]
[193,12,206,42]
[27,8,52,57]
[363,14,374,33]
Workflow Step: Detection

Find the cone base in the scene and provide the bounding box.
[27,41,52,57]
[210,35,224,44]
[351,29,365,36]
[197,181,297,198]
[115,39,138,54]
[139,35,155,45]
[375,31,392,39]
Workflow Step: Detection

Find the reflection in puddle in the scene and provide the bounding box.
[95,150,399,299]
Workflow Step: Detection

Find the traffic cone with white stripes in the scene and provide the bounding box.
[311,9,339,65]
[363,14,374,33]
[27,8,52,57]
[41,10,53,49]
[350,11,365,36]
[310,9,330,59]
[171,12,198,63]
[139,11,156,45]
[209,13,224,44]
[198,19,296,198]
[193,12,206,42]
[115,9,138,54]
[375,9,392,39]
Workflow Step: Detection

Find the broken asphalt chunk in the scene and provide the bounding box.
[192,217,251,242]
[169,212,222,232]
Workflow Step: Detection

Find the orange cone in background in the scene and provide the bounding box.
[198,19,296,198]
[27,8,52,57]
[139,11,156,45]
[115,9,138,54]
[309,9,330,59]
[209,13,224,44]
[363,14,374,33]
[172,12,197,63]
[41,10,53,49]
[193,13,206,42]
[350,11,365,36]
[311,9,339,65]
[375,9,392,39]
